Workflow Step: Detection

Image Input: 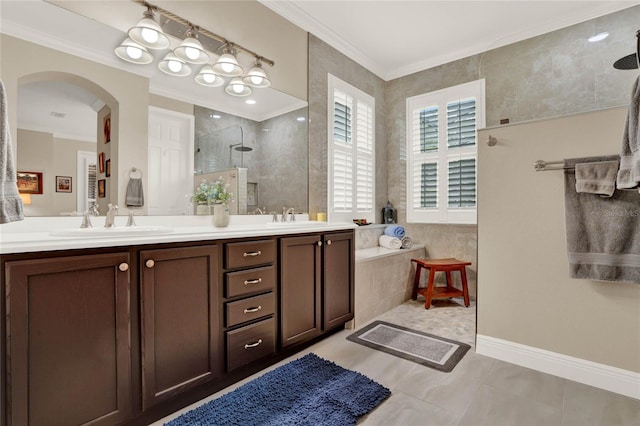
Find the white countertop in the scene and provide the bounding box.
[0,214,357,255]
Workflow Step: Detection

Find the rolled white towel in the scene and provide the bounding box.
[401,236,413,249]
[379,235,402,250]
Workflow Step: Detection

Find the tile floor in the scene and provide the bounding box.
[154,299,640,426]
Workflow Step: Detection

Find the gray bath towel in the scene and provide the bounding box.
[575,160,619,197]
[565,156,640,284]
[125,177,144,207]
[617,75,640,190]
[0,80,24,223]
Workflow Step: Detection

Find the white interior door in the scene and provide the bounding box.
[147,107,194,215]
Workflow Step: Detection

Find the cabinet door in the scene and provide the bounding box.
[323,231,355,330]
[6,252,132,426]
[280,234,322,347]
[140,245,221,411]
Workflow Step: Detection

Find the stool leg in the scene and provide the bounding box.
[425,267,436,309]
[445,271,453,291]
[412,264,422,300]
[460,267,470,307]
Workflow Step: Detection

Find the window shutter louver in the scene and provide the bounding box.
[88,163,97,199]
[333,90,352,144]
[447,99,476,148]
[333,150,353,212]
[419,162,437,208]
[419,107,438,152]
[448,158,476,207]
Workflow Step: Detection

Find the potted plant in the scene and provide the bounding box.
[210,177,233,227]
[193,179,213,215]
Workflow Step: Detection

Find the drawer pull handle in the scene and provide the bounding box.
[119,263,129,272]
[244,306,262,314]
[244,339,263,349]
[244,278,262,285]
[145,259,155,268]
[243,250,262,257]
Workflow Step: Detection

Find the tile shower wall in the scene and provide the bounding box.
[194,106,308,214]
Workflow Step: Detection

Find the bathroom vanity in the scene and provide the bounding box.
[0,216,355,426]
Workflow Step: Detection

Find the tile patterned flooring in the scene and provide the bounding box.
[154,299,640,426]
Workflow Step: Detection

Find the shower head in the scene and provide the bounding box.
[229,143,252,152]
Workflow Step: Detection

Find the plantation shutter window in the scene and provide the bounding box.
[406,79,484,224]
[328,74,375,223]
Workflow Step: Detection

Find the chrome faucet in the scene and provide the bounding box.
[89,204,99,216]
[283,207,296,222]
[105,204,118,227]
[253,207,264,215]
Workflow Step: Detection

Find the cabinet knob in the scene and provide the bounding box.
[326,240,332,245]
[145,259,155,268]
[317,241,322,246]
[118,263,129,272]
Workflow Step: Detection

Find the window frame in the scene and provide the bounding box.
[406,79,485,225]
[327,74,375,223]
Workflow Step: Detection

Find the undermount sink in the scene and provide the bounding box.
[50,225,174,237]
[265,221,321,228]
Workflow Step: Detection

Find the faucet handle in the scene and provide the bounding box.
[126,210,136,227]
[80,211,93,228]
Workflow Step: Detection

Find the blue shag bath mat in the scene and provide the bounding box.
[164,353,390,426]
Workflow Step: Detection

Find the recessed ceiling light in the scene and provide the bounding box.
[245,99,256,105]
[210,113,221,119]
[296,117,306,122]
[588,32,609,42]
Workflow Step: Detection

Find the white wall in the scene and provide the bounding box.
[477,107,640,376]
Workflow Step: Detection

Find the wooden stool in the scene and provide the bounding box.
[411,258,471,309]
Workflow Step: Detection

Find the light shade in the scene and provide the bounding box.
[195,65,225,87]
[212,50,244,77]
[158,52,192,76]
[242,61,271,88]
[225,77,252,97]
[128,9,170,50]
[173,30,209,64]
[114,38,153,64]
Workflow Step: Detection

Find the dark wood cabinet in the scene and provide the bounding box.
[280,231,355,348]
[140,245,222,411]
[223,239,277,372]
[280,234,323,347]
[5,252,132,426]
[323,232,355,330]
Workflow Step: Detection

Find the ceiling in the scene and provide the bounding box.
[3,0,639,140]
[261,0,639,80]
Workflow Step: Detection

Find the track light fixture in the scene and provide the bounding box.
[115,0,275,97]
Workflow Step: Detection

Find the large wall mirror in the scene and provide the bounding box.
[2,0,309,217]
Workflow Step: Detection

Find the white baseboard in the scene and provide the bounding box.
[476,334,640,400]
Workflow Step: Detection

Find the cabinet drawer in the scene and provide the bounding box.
[226,318,276,372]
[226,266,275,298]
[225,239,275,269]
[226,292,275,327]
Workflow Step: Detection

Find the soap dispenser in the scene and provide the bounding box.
[382,201,396,224]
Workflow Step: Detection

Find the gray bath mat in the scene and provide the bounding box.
[346,321,470,372]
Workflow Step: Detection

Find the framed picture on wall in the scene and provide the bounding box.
[106,159,111,177]
[99,152,105,173]
[98,179,106,198]
[17,171,43,194]
[103,114,111,143]
[55,176,72,193]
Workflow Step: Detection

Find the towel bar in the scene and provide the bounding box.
[533,160,575,172]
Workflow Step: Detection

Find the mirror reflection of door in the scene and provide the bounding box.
[17,79,104,216]
[147,107,194,215]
